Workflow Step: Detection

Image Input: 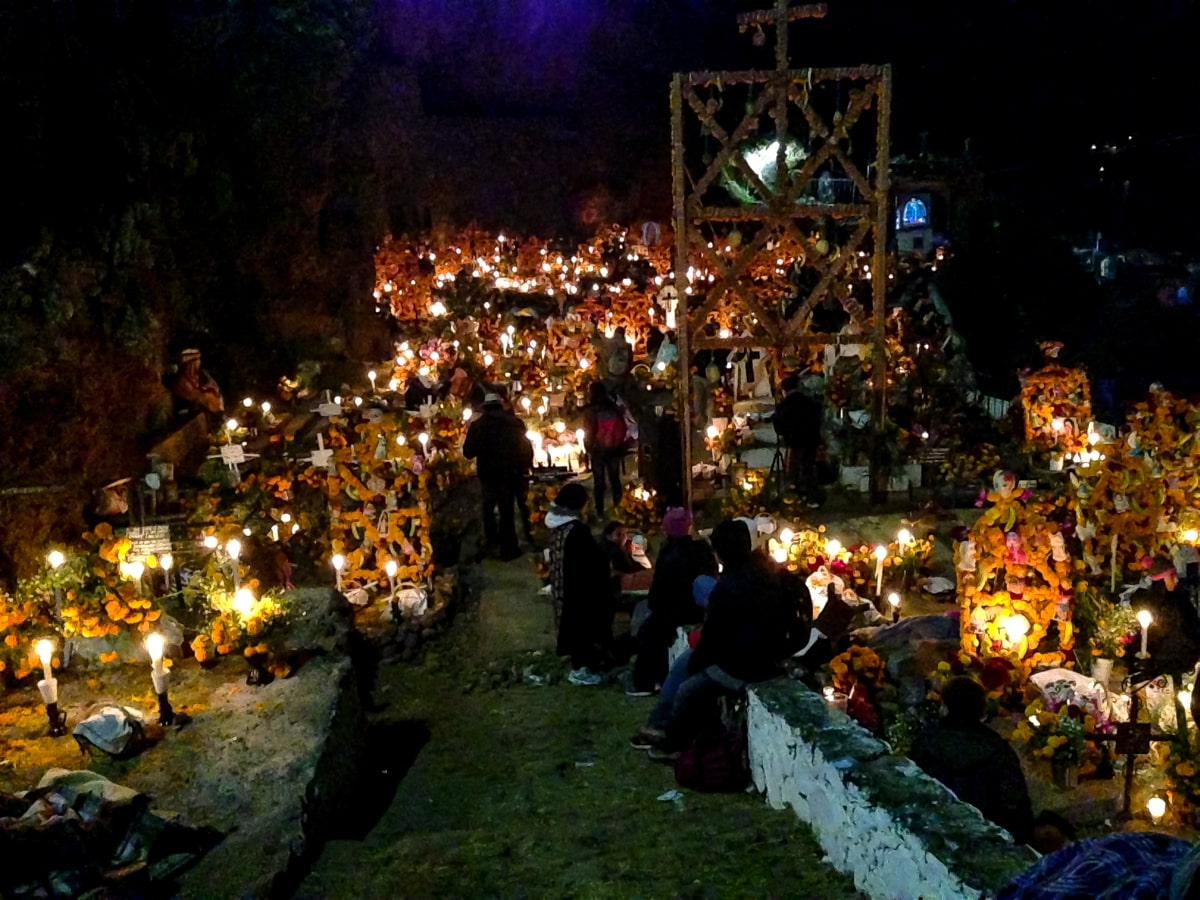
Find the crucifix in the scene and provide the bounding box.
[737,1,827,71]
[208,436,260,483]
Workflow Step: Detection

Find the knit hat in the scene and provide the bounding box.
[663,507,692,538]
[554,482,589,512]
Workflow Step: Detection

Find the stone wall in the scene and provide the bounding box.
[746,679,1038,900]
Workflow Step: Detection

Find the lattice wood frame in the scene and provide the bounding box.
[671,1,891,507]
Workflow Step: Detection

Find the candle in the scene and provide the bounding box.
[1137,609,1152,658]
[825,539,842,558]
[233,587,255,619]
[36,638,54,683]
[145,632,175,725]
[160,552,174,596]
[331,554,345,591]
[1111,534,1119,593]
[897,528,913,547]
[385,560,398,606]
[887,591,901,623]
[874,544,887,597]
[1148,796,1166,823]
[772,546,787,564]
[226,539,242,590]
[47,550,65,608]
[368,369,377,393]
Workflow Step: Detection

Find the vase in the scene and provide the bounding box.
[1092,657,1114,686]
[1052,759,1079,790]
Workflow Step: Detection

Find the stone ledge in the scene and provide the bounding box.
[748,679,1037,900]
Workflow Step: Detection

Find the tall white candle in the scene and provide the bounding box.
[1137,609,1152,658]
[36,639,53,683]
[1111,534,1119,593]
[874,545,887,597]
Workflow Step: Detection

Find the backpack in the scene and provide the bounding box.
[675,714,750,793]
[595,408,628,450]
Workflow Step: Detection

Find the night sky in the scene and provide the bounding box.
[376,0,1200,243]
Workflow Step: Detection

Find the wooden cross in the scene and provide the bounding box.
[736,1,827,72]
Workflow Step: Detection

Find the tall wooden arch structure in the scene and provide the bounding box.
[671,1,892,506]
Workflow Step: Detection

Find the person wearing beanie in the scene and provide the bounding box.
[547,482,612,686]
[627,508,717,696]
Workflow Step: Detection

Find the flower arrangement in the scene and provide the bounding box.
[931,653,1023,715]
[1075,589,1139,660]
[1018,344,1091,457]
[959,488,1075,674]
[829,645,887,733]
[616,483,658,536]
[1160,737,1200,822]
[1011,698,1088,766]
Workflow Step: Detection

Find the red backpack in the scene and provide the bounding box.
[594,408,628,450]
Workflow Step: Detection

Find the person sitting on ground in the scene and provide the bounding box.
[546,483,614,686]
[171,348,224,417]
[603,521,651,592]
[631,519,803,757]
[583,381,627,517]
[909,676,1033,845]
[996,832,1200,899]
[463,393,533,562]
[628,508,718,696]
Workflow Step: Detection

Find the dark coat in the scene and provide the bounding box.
[773,390,822,448]
[463,408,532,484]
[910,718,1033,843]
[647,536,718,626]
[689,559,803,683]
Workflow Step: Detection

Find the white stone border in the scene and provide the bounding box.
[746,685,1037,900]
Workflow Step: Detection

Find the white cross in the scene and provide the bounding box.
[312,390,343,419]
[208,436,260,482]
[305,433,336,473]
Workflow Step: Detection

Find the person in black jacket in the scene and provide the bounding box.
[773,374,823,499]
[628,508,718,696]
[463,393,533,561]
[634,519,802,757]
[910,677,1033,844]
[547,483,613,685]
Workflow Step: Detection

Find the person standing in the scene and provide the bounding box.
[547,483,613,685]
[463,393,532,561]
[583,381,627,517]
[773,374,823,500]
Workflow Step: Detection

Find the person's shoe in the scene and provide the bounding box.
[647,746,681,762]
[629,726,667,750]
[568,667,603,686]
[625,685,657,698]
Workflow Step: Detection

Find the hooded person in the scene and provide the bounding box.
[628,508,718,696]
[547,483,613,686]
[909,677,1033,844]
[463,393,533,561]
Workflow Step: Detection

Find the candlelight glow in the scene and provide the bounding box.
[887,592,901,608]
[233,587,255,618]
[160,553,173,571]
[706,424,719,439]
[1137,609,1153,629]
[36,639,53,666]
[825,539,842,557]
[146,633,165,662]
[47,550,65,569]
[203,535,219,549]
[331,554,345,572]
[226,539,241,560]
[778,528,794,545]
[1002,614,1031,642]
[1185,529,1199,543]
[554,421,566,433]
[897,528,913,545]
[226,418,239,431]
[418,432,429,447]
[261,401,271,414]
[463,407,473,422]
[1148,796,1167,822]
[385,560,398,578]
[772,546,787,564]
[874,544,887,561]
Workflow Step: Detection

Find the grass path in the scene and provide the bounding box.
[298,560,860,899]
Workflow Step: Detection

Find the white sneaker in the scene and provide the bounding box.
[568,667,603,686]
